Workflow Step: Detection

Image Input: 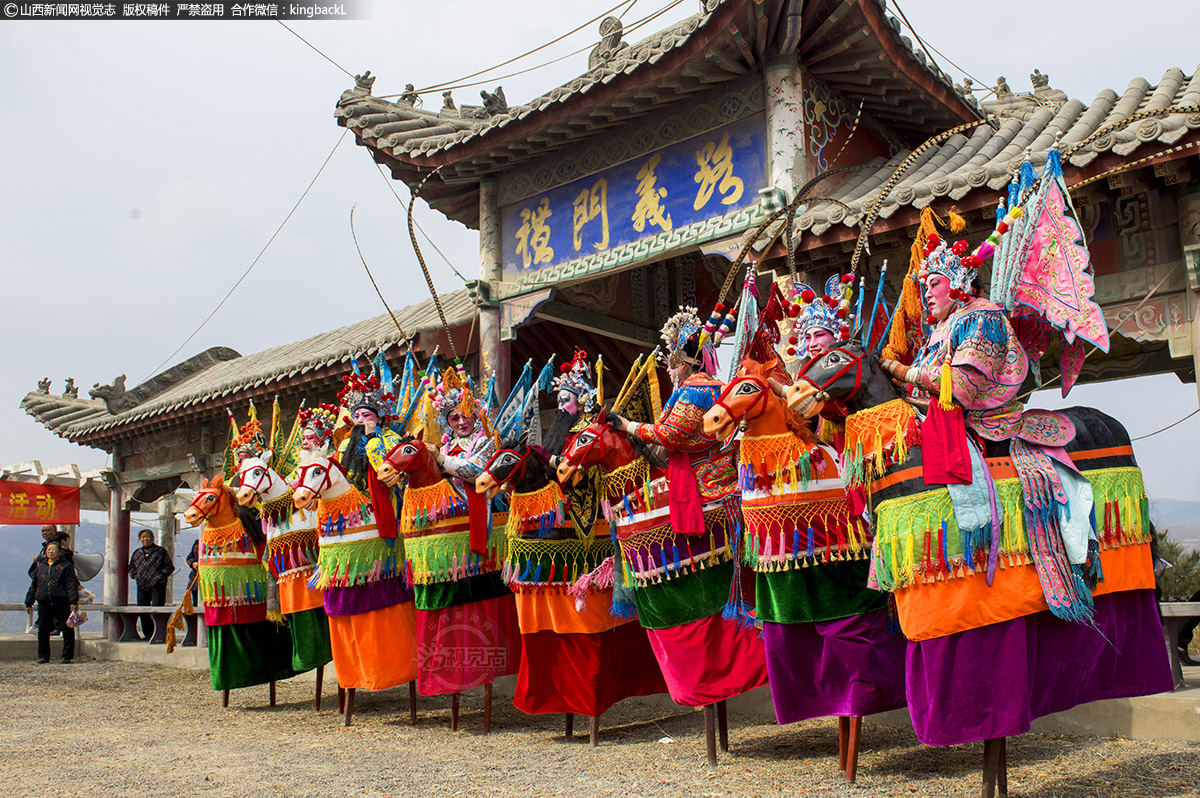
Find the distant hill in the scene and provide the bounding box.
[0,521,199,634]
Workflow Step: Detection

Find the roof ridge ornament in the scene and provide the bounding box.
[589,15,632,70]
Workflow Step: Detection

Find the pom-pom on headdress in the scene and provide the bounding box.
[298,404,338,448]
[784,273,853,358]
[231,418,266,462]
[552,347,598,409]
[428,365,487,436]
[916,205,1023,324]
[337,369,396,423]
[660,306,718,375]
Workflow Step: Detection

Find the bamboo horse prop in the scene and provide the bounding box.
[236,453,331,711]
[475,442,667,746]
[556,403,764,766]
[292,454,420,727]
[702,356,906,783]
[182,475,295,709]
[787,341,1172,795]
[377,434,519,734]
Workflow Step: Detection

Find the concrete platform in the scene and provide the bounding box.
[0,632,103,661]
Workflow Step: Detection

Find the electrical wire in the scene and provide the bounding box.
[276,20,354,79]
[1131,409,1200,442]
[887,1,991,97]
[138,129,349,382]
[415,0,637,93]
[374,164,469,283]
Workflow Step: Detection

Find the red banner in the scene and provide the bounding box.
[0,480,80,525]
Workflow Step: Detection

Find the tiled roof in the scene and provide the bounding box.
[792,66,1200,240]
[337,0,978,228]
[21,290,474,441]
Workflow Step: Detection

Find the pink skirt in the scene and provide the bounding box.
[646,612,768,706]
[416,594,521,696]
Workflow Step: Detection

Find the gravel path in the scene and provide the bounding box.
[1,659,1196,797]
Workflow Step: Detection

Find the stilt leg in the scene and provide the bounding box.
[409,681,418,726]
[450,692,460,731]
[704,704,718,767]
[269,681,277,708]
[483,682,493,735]
[564,712,574,738]
[589,715,600,747]
[221,689,230,709]
[337,685,345,714]
[343,688,356,727]
[717,700,729,753]
[845,716,862,783]
[998,737,1008,797]
[314,666,324,711]
[838,716,850,773]
[982,737,1006,798]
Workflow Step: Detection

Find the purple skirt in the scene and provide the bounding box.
[324,575,413,617]
[907,588,1173,745]
[764,608,907,724]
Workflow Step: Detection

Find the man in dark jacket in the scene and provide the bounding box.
[28,524,73,577]
[129,529,175,640]
[25,541,79,664]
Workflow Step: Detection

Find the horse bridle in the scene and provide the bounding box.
[187,488,223,522]
[796,346,866,403]
[292,459,338,496]
[714,375,772,423]
[239,463,274,497]
[482,448,527,486]
[563,425,604,469]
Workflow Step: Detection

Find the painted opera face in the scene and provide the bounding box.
[805,328,837,359]
[557,389,579,416]
[351,407,379,427]
[446,409,477,438]
[301,429,321,451]
[924,274,955,323]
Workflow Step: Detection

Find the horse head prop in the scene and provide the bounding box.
[235,450,280,507]
[785,342,900,418]
[555,408,634,486]
[377,433,441,489]
[703,357,804,440]
[475,443,556,500]
[184,474,238,528]
[291,454,352,512]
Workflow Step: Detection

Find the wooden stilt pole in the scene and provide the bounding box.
[343,688,356,727]
[838,716,850,772]
[564,712,574,738]
[409,681,418,725]
[269,681,277,708]
[314,665,324,711]
[337,685,345,714]
[483,682,493,735]
[589,715,600,747]
[221,689,229,709]
[845,716,862,783]
[704,705,718,766]
[717,700,729,753]
[982,737,1008,798]
[451,692,460,731]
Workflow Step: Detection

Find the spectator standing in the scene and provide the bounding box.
[186,539,199,604]
[25,541,79,664]
[128,529,175,640]
[28,524,73,577]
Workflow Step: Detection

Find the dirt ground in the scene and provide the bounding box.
[1,659,1197,798]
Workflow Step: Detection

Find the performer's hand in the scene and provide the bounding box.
[880,358,911,382]
[364,418,377,435]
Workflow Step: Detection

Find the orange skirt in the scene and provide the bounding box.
[328,601,418,690]
[278,574,324,615]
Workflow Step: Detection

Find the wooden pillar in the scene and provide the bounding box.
[103,471,130,641]
[157,498,177,604]
[763,56,807,207]
[478,177,510,396]
[1179,187,1200,408]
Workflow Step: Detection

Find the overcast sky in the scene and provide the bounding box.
[2,0,1198,504]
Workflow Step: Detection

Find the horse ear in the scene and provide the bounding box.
[261,449,274,467]
[211,473,225,489]
[763,357,778,372]
[200,475,209,489]
[597,406,608,425]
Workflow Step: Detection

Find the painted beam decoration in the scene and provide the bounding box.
[500,115,768,295]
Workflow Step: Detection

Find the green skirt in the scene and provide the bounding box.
[207,621,298,691]
[287,606,333,673]
[630,560,735,630]
[754,559,885,625]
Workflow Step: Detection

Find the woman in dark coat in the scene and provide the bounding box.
[25,541,79,664]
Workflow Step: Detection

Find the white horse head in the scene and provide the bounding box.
[235,450,283,507]
[292,454,352,512]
